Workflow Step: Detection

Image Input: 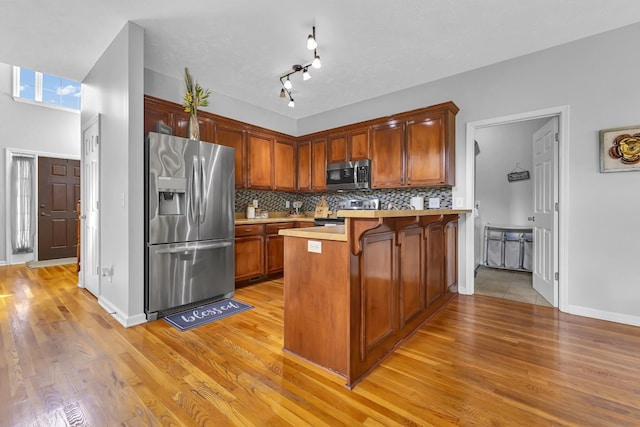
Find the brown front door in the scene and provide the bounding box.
[38,157,80,260]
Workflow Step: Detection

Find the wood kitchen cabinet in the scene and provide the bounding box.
[406,110,455,186]
[297,141,312,191]
[348,127,370,161]
[266,222,294,274]
[174,111,215,143]
[327,129,369,163]
[370,122,405,188]
[311,138,327,191]
[297,138,326,192]
[235,224,265,282]
[274,139,296,191]
[235,221,314,284]
[327,134,348,163]
[247,132,274,190]
[370,104,457,188]
[215,123,247,188]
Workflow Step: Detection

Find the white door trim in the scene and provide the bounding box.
[463,105,570,312]
[4,148,81,266]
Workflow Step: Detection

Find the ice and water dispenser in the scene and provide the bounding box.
[157,176,186,215]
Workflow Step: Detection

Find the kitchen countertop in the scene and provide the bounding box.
[337,208,472,218]
[235,217,315,225]
[278,209,471,241]
[278,225,347,242]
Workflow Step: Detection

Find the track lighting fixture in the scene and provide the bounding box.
[278,26,322,108]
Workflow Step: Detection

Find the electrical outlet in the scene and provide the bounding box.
[308,240,322,254]
[253,199,258,208]
[285,201,290,208]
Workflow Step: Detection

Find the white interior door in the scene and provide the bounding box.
[532,117,559,306]
[81,115,100,297]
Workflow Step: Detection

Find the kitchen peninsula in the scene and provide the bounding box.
[279,208,470,388]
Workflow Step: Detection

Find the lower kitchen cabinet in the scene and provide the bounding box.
[266,223,294,274]
[235,221,311,283]
[235,225,264,282]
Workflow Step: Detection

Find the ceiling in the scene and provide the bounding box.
[3,1,640,120]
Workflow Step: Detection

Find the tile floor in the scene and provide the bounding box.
[474,266,552,307]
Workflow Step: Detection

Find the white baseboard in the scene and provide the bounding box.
[566,304,640,327]
[98,297,148,328]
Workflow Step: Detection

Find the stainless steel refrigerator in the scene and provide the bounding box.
[145,132,235,320]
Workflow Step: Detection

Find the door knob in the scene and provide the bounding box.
[527,216,535,222]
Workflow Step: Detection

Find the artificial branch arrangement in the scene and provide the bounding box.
[183,67,211,139]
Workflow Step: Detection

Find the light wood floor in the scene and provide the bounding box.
[1,264,639,426]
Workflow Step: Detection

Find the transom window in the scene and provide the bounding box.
[13,66,81,111]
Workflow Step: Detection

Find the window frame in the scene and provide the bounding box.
[12,66,81,113]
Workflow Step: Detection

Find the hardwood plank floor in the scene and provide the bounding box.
[1,264,639,426]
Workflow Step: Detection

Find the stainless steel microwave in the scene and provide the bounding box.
[326,159,371,191]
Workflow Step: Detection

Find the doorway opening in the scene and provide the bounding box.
[463,106,569,311]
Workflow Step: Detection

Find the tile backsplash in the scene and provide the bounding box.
[236,188,452,213]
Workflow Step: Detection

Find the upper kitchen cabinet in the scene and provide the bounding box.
[370,102,458,188]
[298,138,326,192]
[348,127,370,161]
[327,129,369,163]
[247,132,274,190]
[406,108,456,186]
[370,122,405,188]
[274,139,296,191]
[297,141,312,191]
[312,138,327,191]
[215,122,247,189]
[174,111,215,143]
[144,98,173,135]
[327,134,348,163]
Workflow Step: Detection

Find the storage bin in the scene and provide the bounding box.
[504,232,522,270]
[485,230,504,267]
[483,226,533,272]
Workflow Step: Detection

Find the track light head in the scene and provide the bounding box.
[312,53,321,69]
[307,34,317,50]
[288,97,295,108]
[279,88,286,98]
[284,77,292,90]
[302,68,311,81]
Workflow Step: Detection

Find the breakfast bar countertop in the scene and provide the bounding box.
[337,208,472,218]
[278,225,347,242]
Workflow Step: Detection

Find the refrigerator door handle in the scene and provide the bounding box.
[199,155,206,223]
[155,241,233,254]
[189,155,199,223]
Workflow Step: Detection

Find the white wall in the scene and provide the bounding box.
[81,22,146,327]
[0,62,80,264]
[293,23,640,324]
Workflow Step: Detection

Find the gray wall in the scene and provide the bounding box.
[0,62,80,264]
[293,23,640,324]
[148,23,640,325]
[81,22,146,327]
